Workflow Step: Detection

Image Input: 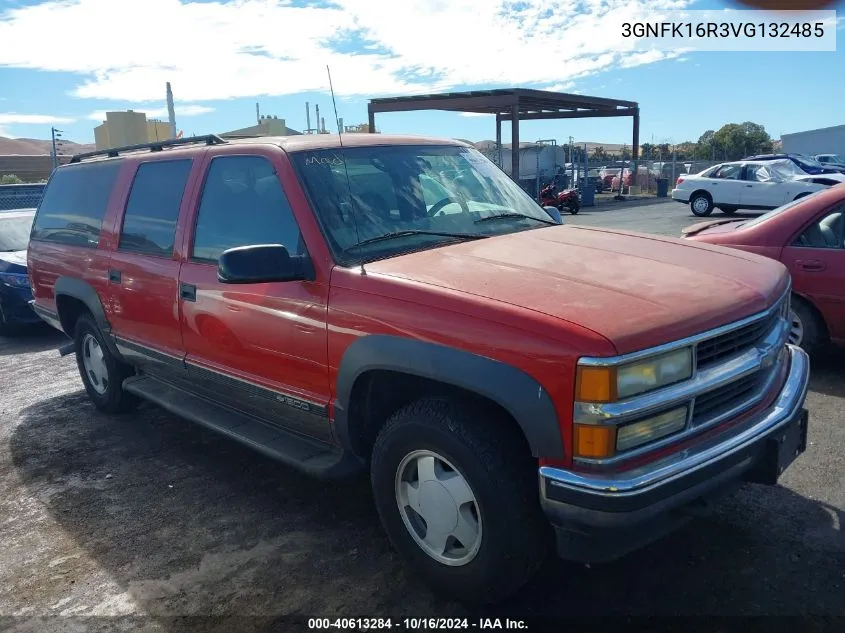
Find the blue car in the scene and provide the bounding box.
[0,209,40,334]
[744,153,845,175]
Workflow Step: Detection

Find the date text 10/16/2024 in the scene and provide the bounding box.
[308,618,528,630]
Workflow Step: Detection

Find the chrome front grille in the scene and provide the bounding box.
[696,310,780,369]
[691,371,760,426]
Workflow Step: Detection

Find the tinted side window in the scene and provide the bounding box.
[192,155,302,262]
[711,164,741,180]
[31,160,122,247]
[119,160,192,256]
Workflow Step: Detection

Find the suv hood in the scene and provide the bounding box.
[365,226,788,354]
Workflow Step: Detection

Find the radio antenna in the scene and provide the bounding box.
[327,65,343,145]
[326,65,362,254]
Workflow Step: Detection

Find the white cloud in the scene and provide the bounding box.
[0,113,75,124]
[86,104,215,121]
[0,0,692,103]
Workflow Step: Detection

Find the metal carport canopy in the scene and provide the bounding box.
[367,88,640,176]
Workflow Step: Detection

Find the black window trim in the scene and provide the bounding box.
[188,153,306,266]
[117,158,194,260]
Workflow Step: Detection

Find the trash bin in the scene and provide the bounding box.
[580,183,595,207]
[656,177,669,198]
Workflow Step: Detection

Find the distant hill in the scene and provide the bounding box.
[0,136,96,156]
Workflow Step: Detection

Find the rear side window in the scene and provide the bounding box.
[31,160,122,247]
[119,160,193,256]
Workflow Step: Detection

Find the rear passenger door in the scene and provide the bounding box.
[177,153,333,443]
[106,158,197,377]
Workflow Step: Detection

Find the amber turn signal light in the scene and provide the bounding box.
[575,365,617,403]
[574,424,616,459]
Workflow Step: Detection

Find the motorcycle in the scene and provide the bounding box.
[539,175,581,215]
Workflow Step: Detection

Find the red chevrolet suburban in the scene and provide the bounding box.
[27,133,810,602]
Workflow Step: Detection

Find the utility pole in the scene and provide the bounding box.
[51,127,63,170]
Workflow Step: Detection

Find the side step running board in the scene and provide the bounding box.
[123,375,363,479]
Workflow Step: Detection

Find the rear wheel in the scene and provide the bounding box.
[788,296,823,354]
[370,397,550,603]
[690,192,714,217]
[568,200,580,215]
[718,206,738,215]
[74,313,139,413]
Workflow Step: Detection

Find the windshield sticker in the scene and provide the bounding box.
[304,153,344,167]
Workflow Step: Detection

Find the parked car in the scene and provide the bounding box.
[0,208,39,334]
[672,160,830,216]
[28,134,810,603]
[814,154,845,169]
[682,185,844,353]
[744,153,845,175]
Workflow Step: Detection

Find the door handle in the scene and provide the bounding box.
[797,259,826,272]
[108,269,121,283]
[179,282,197,302]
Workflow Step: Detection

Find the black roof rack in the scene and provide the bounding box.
[69,134,227,163]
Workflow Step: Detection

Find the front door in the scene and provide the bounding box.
[740,164,784,209]
[782,203,845,342]
[106,157,197,377]
[705,163,744,206]
[177,152,333,442]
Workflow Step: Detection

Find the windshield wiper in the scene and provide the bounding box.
[474,212,557,226]
[343,230,488,253]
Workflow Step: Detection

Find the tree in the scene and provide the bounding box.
[695,122,773,161]
[640,143,654,160]
[0,174,23,184]
[619,144,631,160]
[591,146,607,161]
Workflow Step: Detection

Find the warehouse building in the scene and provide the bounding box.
[780,124,845,157]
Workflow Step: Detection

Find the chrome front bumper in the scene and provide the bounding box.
[540,344,810,543]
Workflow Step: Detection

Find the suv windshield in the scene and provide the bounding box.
[290,144,556,264]
[0,213,35,252]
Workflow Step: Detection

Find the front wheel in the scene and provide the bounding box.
[568,200,580,215]
[370,397,550,603]
[690,192,714,217]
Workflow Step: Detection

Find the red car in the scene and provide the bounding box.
[683,184,845,353]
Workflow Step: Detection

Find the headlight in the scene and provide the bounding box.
[575,347,693,403]
[0,272,30,288]
[616,406,689,452]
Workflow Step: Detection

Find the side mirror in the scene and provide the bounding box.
[217,244,309,284]
[543,206,563,224]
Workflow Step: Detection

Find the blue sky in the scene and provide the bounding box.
[0,0,843,147]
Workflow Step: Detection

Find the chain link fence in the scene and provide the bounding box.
[0,184,45,211]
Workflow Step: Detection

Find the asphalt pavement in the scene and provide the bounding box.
[0,200,843,630]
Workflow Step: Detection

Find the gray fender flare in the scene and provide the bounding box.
[54,276,122,358]
[333,335,564,458]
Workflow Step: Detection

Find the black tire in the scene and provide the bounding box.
[689,192,714,217]
[568,201,580,215]
[718,206,738,215]
[789,295,824,354]
[73,313,139,414]
[0,306,13,336]
[370,397,550,603]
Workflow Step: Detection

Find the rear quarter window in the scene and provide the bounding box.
[31,160,122,247]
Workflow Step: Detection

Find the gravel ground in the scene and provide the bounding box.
[1,201,843,630]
